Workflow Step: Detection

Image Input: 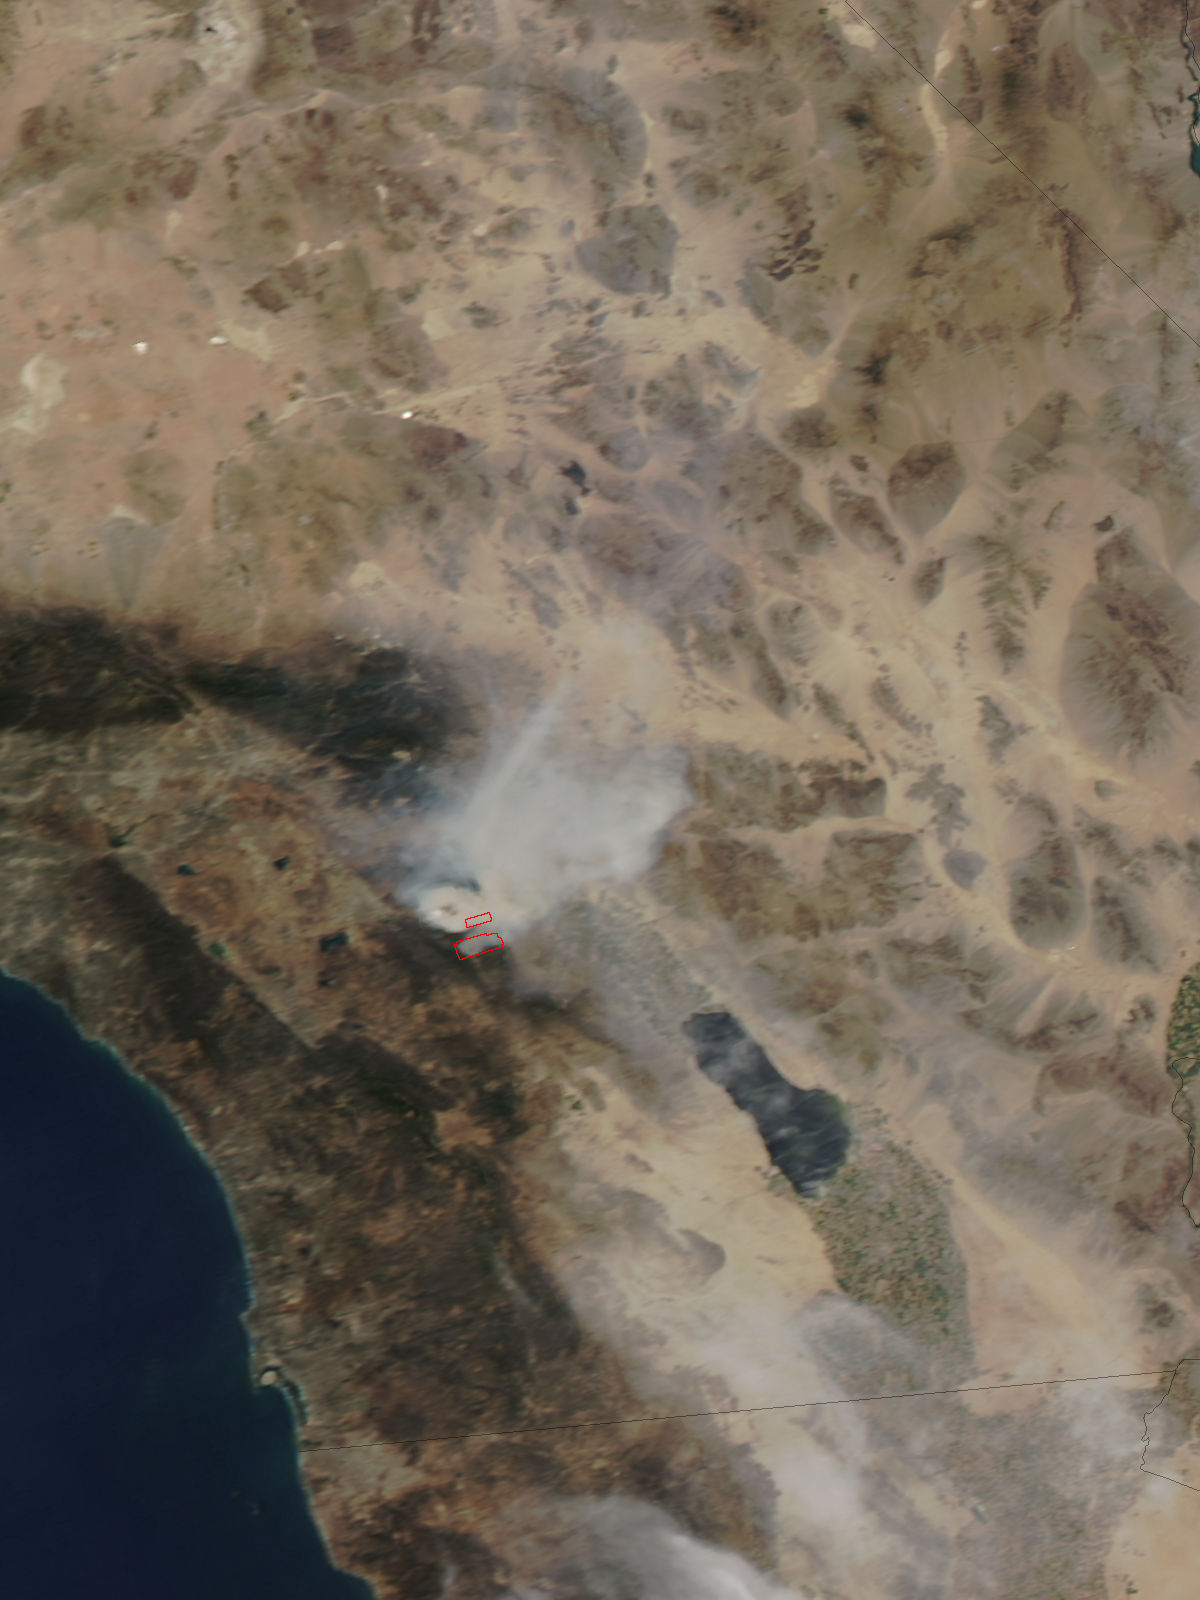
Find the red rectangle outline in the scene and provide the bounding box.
[455,931,505,959]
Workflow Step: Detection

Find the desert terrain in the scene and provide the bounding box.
[2,0,1200,1596]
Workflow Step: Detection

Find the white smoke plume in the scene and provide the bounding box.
[403,686,691,938]
[494,1495,809,1600]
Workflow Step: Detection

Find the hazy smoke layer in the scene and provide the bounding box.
[406,696,690,936]
[498,1495,802,1600]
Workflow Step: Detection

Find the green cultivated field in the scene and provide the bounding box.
[1166,962,1200,1080]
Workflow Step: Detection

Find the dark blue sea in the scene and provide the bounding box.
[0,970,374,1600]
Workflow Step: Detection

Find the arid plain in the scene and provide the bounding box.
[2,0,1200,1596]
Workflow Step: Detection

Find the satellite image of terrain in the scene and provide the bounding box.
[1,0,1200,1596]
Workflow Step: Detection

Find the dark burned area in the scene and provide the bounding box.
[0,605,193,734]
[0,599,778,1592]
[0,602,482,809]
[57,855,563,1409]
[183,643,473,806]
[42,856,775,1587]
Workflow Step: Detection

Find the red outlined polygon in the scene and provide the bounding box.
[455,910,505,958]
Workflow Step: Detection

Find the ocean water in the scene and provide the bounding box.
[0,970,373,1600]
[683,1011,850,1196]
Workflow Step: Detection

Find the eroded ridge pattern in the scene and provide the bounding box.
[2,0,1200,1597]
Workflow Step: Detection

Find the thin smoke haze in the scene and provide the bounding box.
[494,1495,807,1600]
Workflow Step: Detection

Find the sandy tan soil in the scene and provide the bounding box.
[2,0,1200,1597]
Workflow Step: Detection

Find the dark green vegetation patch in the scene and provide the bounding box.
[807,1139,971,1362]
[1166,961,1200,1079]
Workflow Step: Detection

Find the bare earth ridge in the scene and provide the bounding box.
[2,1,1200,1596]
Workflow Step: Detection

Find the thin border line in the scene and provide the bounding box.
[303,10,1200,1467]
[1140,1357,1200,1492]
[840,0,1200,353]
[296,3,1200,1483]
[1168,1055,1200,1226]
[1181,0,1200,156]
[297,1366,1179,1453]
